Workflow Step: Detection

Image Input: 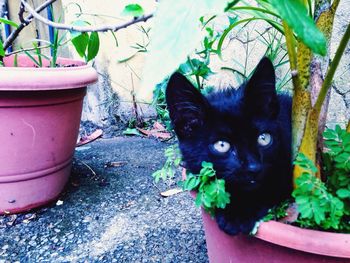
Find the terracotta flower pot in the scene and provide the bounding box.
[202,211,350,263]
[0,55,98,214]
[182,169,350,262]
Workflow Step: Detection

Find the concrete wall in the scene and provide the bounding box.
[61,0,157,128]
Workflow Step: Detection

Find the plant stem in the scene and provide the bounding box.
[347,120,350,133]
[314,23,350,113]
[283,21,311,159]
[282,21,297,73]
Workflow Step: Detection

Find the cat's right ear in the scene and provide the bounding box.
[166,72,207,139]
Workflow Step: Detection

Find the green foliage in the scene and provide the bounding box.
[70,21,100,62]
[0,18,18,55]
[122,4,144,17]
[86,32,100,62]
[152,79,171,130]
[182,162,231,216]
[292,151,349,231]
[263,201,290,222]
[323,125,350,231]
[142,0,228,92]
[152,147,231,216]
[123,127,142,136]
[152,16,219,129]
[0,17,19,28]
[142,0,330,97]
[268,0,326,55]
[0,40,5,57]
[152,145,182,183]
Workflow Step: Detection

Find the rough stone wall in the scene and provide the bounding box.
[327,0,350,127]
[206,0,349,128]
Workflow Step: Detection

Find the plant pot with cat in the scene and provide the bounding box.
[149,0,350,262]
[180,167,350,263]
[171,57,350,261]
[0,54,98,214]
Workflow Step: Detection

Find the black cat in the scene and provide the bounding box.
[166,57,292,235]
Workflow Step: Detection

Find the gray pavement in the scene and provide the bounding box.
[0,137,208,262]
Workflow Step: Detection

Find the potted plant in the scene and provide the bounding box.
[0,0,152,214]
[149,0,350,262]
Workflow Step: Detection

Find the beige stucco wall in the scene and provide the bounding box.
[61,0,157,123]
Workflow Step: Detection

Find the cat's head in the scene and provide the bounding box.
[166,57,285,190]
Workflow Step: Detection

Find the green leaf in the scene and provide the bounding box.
[71,33,89,58]
[323,129,338,140]
[337,189,350,199]
[202,161,213,169]
[0,40,5,57]
[0,17,19,28]
[334,152,349,163]
[295,195,309,204]
[122,4,144,17]
[203,191,214,207]
[141,0,228,99]
[183,175,200,190]
[123,128,141,136]
[195,192,203,207]
[87,32,100,62]
[268,0,326,55]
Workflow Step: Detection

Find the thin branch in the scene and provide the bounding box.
[314,23,350,112]
[21,0,153,33]
[18,2,27,24]
[3,0,57,50]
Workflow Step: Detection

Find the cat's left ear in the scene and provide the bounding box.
[166,72,208,139]
[244,57,279,119]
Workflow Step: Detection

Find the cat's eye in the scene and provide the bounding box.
[213,140,231,153]
[257,133,272,147]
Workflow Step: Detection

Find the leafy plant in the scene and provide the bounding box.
[290,126,350,232]
[293,153,345,230]
[152,145,182,183]
[262,201,290,222]
[147,0,350,234]
[324,125,350,231]
[152,79,172,130]
[182,162,231,216]
[152,147,231,215]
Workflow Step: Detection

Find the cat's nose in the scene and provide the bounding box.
[246,162,262,174]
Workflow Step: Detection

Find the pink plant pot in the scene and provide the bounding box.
[202,211,350,263]
[0,55,98,214]
[182,169,350,262]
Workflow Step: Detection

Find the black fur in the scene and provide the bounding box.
[166,57,292,235]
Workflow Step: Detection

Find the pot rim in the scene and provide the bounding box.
[255,220,350,258]
[0,55,98,91]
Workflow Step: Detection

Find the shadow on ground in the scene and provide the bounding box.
[0,137,208,262]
